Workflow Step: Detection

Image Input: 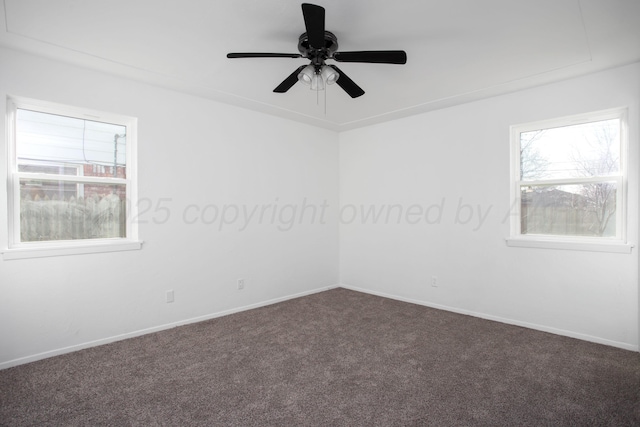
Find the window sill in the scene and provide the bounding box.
[1,241,143,260]
[505,238,633,254]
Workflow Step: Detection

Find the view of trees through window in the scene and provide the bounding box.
[519,117,621,238]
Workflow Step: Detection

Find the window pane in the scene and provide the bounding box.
[520,119,620,181]
[16,109,127,178]
[520,182,616,237]
[20,180,126,242]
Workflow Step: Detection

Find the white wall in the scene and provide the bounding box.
[0,47,340,368]
[339,63,640,350]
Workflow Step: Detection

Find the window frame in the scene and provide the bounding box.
[3,96,141,260]
[507,107,632,253]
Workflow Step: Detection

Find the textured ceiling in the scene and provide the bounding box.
[1,0,639,131]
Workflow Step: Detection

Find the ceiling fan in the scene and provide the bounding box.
[227,3,407,98]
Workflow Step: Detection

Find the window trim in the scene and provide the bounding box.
[506,107,631,253]
[3,96,141,260]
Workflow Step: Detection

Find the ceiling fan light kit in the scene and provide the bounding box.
[227,3,407,99]
[297,64,339,91]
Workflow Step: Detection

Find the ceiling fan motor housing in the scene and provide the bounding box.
[298,31,339,68]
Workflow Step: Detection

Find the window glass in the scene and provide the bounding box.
[520,119,620,181]
[16,109,127,178]
[512,110,625,243]
[20,180,127,242]
[520,182,617,237]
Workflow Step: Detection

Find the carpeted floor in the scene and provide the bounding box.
[1,288,639,426]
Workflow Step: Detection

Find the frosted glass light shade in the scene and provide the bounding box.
[297,65,315,85]
[321,66,339,85]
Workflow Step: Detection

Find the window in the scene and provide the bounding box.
[508,108,631,253]
[3,97,140,259]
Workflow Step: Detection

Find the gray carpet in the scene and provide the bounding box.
[1,288,639,426]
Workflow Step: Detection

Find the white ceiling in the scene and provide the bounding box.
[1,0,639,131]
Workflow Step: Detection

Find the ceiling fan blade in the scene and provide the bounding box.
[328,65,365,98]
[333,51,407,64]
[301,3,325,49]
[273,65,307,93]
[227,53,302,59]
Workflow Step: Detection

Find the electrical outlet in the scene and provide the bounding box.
[237,279,245,290]
[431,276,438,287]
[166,290,175,303]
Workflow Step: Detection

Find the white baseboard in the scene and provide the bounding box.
[3,282,634,370]
[338,284,639,352]
[0,284,339,370]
